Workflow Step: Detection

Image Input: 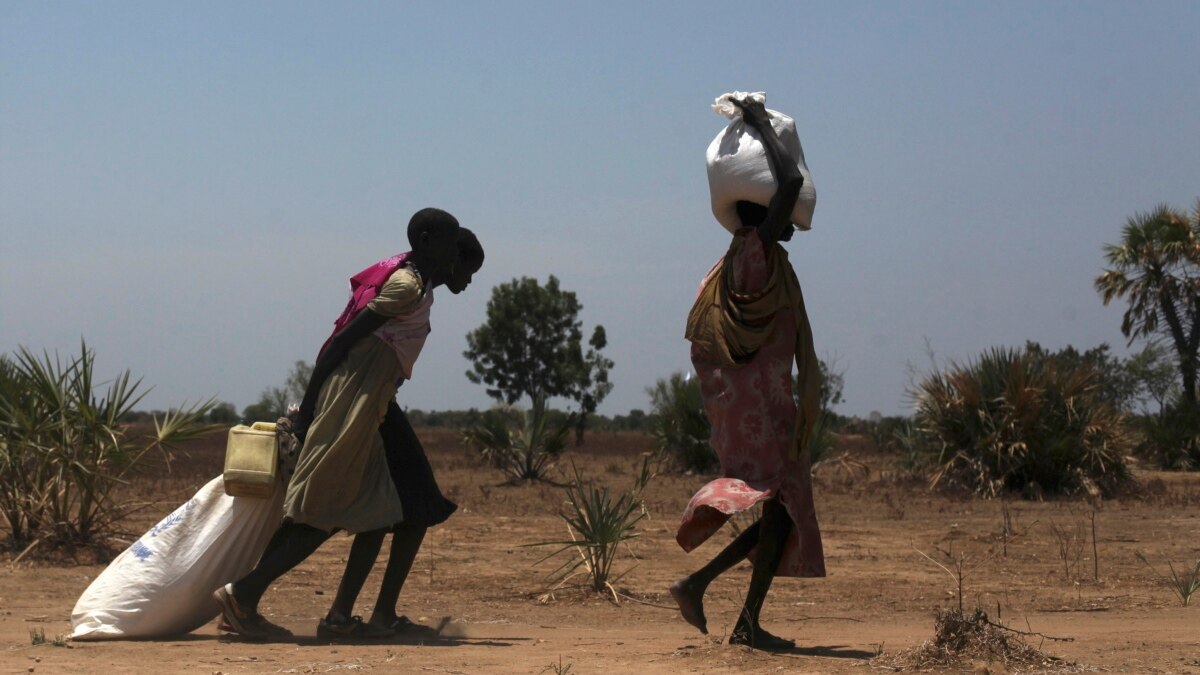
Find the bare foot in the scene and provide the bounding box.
[669,578,708,634]
[729,623,795,651]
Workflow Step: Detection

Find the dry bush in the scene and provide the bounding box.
[872,607,1078,671]
[1048,519,1088,582]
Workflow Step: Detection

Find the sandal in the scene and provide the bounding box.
[213,584,293,641]
[374,615,435,634]
[729,625,795,651]
[317,613,395,640]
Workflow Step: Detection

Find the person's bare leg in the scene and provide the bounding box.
[368,522,427,629]
[328,528,387,620]
[731,498,794,650]
[217,522,330,640]
[232,522,330,610]
[671,518,762,634]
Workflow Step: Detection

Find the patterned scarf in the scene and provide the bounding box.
[685,231,821,461]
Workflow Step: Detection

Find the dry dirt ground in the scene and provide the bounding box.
[2,430,1198,674]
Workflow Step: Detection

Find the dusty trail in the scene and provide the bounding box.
[3,430,1198,673]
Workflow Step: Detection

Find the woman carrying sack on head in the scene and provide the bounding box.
[670,93,825,651]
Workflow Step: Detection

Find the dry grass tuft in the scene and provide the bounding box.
[871,607,1086,672]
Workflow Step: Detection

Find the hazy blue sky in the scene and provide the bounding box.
[3,2,1199,418]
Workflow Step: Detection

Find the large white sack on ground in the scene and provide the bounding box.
[706,92,816,234]
[70,476,283,640]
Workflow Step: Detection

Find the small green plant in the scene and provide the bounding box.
[529,458,652,598]
[542,655,573,675]
[892,419,936,478]
[26,627,66,647]
[1136,552,1200,606]
[806,411,836,467]
[463,397,575,483]
[868,415,916,454]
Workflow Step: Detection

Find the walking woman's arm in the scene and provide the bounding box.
[734,97,804,247]
[297,309,390,428]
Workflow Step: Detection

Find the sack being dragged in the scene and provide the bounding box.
[70,418,300,640]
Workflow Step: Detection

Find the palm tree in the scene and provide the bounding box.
[1095,201,1200,404]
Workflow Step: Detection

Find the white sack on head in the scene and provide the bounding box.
[712,91,766,119]
[706,92,816,234]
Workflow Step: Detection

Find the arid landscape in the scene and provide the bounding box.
[2,429,1198,674]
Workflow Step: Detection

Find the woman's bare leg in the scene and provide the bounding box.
[731,498,794,649]
[328,528,387,619]
[671,518,762,634]
[368,522,427,628]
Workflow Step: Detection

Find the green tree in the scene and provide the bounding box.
[463,276,613,428]
[1023,342,1140,412]
[1125,343,1180,418]
[1095,201,1200,404]
[812,358,845,413]
[206,401,240,424]
[571,326,614,444]
[242,360,312,421]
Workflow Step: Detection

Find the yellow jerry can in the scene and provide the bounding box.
[223,422,279,498]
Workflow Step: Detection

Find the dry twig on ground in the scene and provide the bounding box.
[870,607,1081,672]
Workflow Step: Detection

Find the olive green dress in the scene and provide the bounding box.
[282,267,427,533]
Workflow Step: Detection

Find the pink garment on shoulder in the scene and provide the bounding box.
[320,252,411,357]
[676,230,825,578]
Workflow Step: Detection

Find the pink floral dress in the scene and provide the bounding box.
[676,230,825,578]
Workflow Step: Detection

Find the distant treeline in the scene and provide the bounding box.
[120,406,658,432]
[404,407,654,431]
[119,404,899,439]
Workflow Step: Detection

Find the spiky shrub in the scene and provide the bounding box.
[531,459,651,595]
[647,372,715,472]
[890,419,939,477]
[1136,399,1200,470]
[913,346,1132,498]
[807,411,836,467]
[867,415,917,453]
[463,397,574,483]
[0,343,216,550]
